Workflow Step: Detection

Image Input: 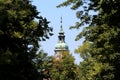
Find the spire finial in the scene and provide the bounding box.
[60,16,62,29]
[59,16,64,33]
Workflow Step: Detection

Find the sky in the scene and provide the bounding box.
[32,0,84,64]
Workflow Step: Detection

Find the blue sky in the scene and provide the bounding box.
[32,0,84,64]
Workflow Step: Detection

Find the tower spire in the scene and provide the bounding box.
[60,16,62,29]
[54,17,69,55]
[60,17,63,32]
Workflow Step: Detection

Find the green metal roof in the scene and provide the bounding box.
[55,41,69,50]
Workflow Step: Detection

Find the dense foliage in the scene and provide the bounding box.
[50,51,80,80]
[0,0,52,80]
[58,0,120,80]
[33,50,52,80]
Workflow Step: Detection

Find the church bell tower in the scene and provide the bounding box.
[54,17,69,60]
